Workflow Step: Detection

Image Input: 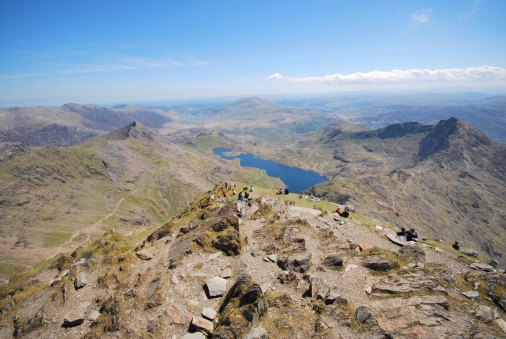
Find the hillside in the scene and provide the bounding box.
[219,118,506,268]
[0,184,505,338]
[0,104,172,147]
[0,122,282,280]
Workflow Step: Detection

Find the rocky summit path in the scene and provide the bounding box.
[1,185,505,338]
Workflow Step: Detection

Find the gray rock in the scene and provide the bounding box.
[182,332,207,339]
[202,307,217,320]
[461,249,478,257]
[191,316,213,334]
[373,272,436,294]
[322,255,344,268]
[136,249,154,260]
[74,272,87,290]
[473,305,495,324]
[397,245,426,262]
[363,255,399,272]
[206,277,227,297]
[221,268,232,279]
[63,301,91,327]
[356,307,378,325]
[243,326,268,339]
[470,262,495,272]
[267,254,277,263]
[70,259,86,267]
[309,276,322,298]
[462,290,479,300]
[277,254,311,273]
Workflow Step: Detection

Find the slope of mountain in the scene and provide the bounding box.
[0,122,282,279]
[0,104,173,146]
[225,118,506,267]
[0,184,505,338]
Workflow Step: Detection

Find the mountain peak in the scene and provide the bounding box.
[100,121,161,142]
[418,117,493,159]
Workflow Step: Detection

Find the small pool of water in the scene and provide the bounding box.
[213,148,327,193]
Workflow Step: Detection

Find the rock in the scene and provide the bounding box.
[487,258,499,268]
[182,332,207,339]
[309,276,322,298]
[495,319,506,333]
[74,272,88,290]
[397,245,426,262]
[277,254,311,273]
[136,249,154,260]
[470,262,495,272]
[461,249,478,257]
[243,326,268,339]
[220,268,232,279]
[356,307,378,325]
[462,291,479,300]
[209,252,222,260]
[267,254,277,263]
[70,259,86,267]
[213,230,242,255]
[236,201,259,218]
[214,275,267,337]
[88,310,100,322]
[63,301,91,327]
[373,272,436,294]
[259,197,286,213]
[277,271,298,284]
[345,264,358,272]
[357,243,372,250]
[363,256,399,272]
[202,307,217,320]
[322,255,344,268]
[167,303,193,326]
[205,277,227,297]
[191,316,213,334]
[473,305,495,324]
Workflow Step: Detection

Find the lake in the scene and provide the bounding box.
[213,148,327,193]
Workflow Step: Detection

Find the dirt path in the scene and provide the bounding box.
[49,188,145,259]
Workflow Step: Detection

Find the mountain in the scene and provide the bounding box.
[0,122,282,279]
[0,104,173,147]
[0,184,505,338]
[225,118,506,267]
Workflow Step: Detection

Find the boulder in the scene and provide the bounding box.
[191,316,213,334]
[136,249,154,260]
[182,332,207,339]
[462,291,479,300]
[363,255,399,272]
[63,301,91,328]
[373,272,436,294]
[243,326,268,339]
[473,305,495,324]
[277,254,311,273]
[167,303,193,326]
[397,245,426,262]
[356,307,378,325]
[205,277,227,297]
[322,255,344,268]
[461,249,478,257]
[202,307,217,320]
[213,230,241,255]
[470,262,495,272]
[74,272,88,290]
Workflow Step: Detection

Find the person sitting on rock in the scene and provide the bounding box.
[335,207,342,215]
[249,185,254,192]
[340,207,350,218]
[396,227,407,237]
[406,228,418,242]
[238,191,244,201]
[452,241,460,250]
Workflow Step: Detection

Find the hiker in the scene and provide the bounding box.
[406,228,418,242]
[277,188,283,195]
[335,207,342,215]
[249,185,254,192]
[299,195,303,199]
[222,188,227,197]
[244,191,250,200]
[284,187,289,194]
[340,207,350,218]
[238,191,244,201]
[396,227,406,237]
[232,189,237,195]
[452,241,460,250]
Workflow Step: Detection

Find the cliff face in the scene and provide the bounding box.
[1,185,505,338]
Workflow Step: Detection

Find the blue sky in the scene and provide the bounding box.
[1,0,505,106]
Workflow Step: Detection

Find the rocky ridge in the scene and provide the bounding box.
[1,184,505,338]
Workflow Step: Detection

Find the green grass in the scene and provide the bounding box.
[41,231,73,247]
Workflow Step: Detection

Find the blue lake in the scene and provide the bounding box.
[213,148,327,193]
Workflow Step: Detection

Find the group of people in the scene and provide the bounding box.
[277,187,290,195]
[335,207,350,218]
[396,227,418,242]
[222,182,254,202]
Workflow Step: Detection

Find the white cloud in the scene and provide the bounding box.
[266,66,506,85]
[411,8,432,24]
